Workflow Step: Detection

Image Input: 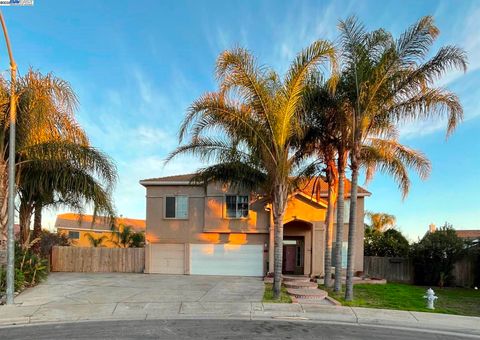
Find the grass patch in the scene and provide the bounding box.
[263,283,292,303]
[322,283,480,317]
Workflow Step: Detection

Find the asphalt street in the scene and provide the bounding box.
[0,319,477,340]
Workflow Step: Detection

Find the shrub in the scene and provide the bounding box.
[0,242,48,298]
[36,230,71,259]
[364,228,410,257]
[410,226,465,287]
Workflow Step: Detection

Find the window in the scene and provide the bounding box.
[68,231,79,239]
[164,196,188,219]
[225,195,249,218]
[334,199,350,222]
[331,241,348,269]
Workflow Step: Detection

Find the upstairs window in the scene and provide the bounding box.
[165,196,188,219]
[226,195,249,218]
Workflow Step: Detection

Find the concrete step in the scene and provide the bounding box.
[284,281,318,289]
[286,288,328,299]
[282,275,311,283]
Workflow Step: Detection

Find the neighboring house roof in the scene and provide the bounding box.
[456,230,480,240]
[55,213,145,233]
[140,173,371,198]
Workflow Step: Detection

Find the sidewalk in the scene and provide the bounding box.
[1,302,480,336]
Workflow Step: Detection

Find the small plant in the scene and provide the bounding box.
[85,233,109,247]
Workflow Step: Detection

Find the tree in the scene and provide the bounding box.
[300,74,343,288]
[300,73,429,293]
[365,212,396,232]
[0,71,117,243]
[338,16,467,300]
[168,42,336,299]
[85,233,109,248]
[110,224,145,248]
[410,226,464,287]
[364,228,409,257]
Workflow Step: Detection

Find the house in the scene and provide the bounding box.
[428,224,480,245]
[140,173,370,277]
[55,213,146,247]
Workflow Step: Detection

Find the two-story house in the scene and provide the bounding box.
[140,174,370,277]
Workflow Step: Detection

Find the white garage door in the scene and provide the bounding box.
[149,244,185,274]
[190,244,263,276]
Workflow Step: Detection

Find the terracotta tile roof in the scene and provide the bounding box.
[55,213,145,232]
[141,173,371,197]
[299,177,371,197]
[456,230,480,239]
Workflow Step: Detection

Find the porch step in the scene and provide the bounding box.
[282,275,311,283]
[286,288,328,299]
[284,281,318,289]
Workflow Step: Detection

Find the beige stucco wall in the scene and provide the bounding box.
[143,182,366,275]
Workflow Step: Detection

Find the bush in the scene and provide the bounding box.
[0,267,25,293]
[364,228,410,257]
[36,230,70,258]
[410,226,465,287]
[0,242,48,298]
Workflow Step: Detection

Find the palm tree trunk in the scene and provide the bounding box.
[323,159,337,288]
[0,158,7,250]
[345,150,359,301]
[19,199,34,244]
[334,150,346,292]
[273,182,288,299]
[33,201,43,239]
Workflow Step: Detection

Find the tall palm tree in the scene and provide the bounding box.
[339,16,467,301]
[300,74,342,288]
[18,141,117,241]
[300,73,429,292]
[0,71,116,243]
[365,212,396,232]
[168,42,336,299]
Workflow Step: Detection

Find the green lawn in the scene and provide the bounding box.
[323,283,480,316]
[263,283,292,303]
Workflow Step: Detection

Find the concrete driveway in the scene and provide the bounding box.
[8,272,264,322]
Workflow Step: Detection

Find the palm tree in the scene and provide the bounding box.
[302,71,432,293]
[168,42,336,299]
[0,71,116,243]
[300,74,342,288]
[18,141,117,241]
[339,16,467,301]
[365,212,396,232]
[110,224,145,248]
[85,233,108,248]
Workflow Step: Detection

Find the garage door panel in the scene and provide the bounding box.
[150,244,185,274]
[190,244,263,276]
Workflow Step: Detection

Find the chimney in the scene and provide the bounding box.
[429,223,436,233]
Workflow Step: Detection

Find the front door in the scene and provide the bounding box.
[282,237,304,274]
[283,245,296,274]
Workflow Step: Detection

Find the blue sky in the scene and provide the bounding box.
[1,0,479,240]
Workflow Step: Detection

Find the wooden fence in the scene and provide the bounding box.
[452,257,476,287]
[364,256,477,287]
[51,246,145,273]
[364,256,414,283]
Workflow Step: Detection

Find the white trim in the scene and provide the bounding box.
[140,180,200,186]
[223,194,250,219]
[57,227,116,233]
[163,195,189,220]
[295,192,328,208]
